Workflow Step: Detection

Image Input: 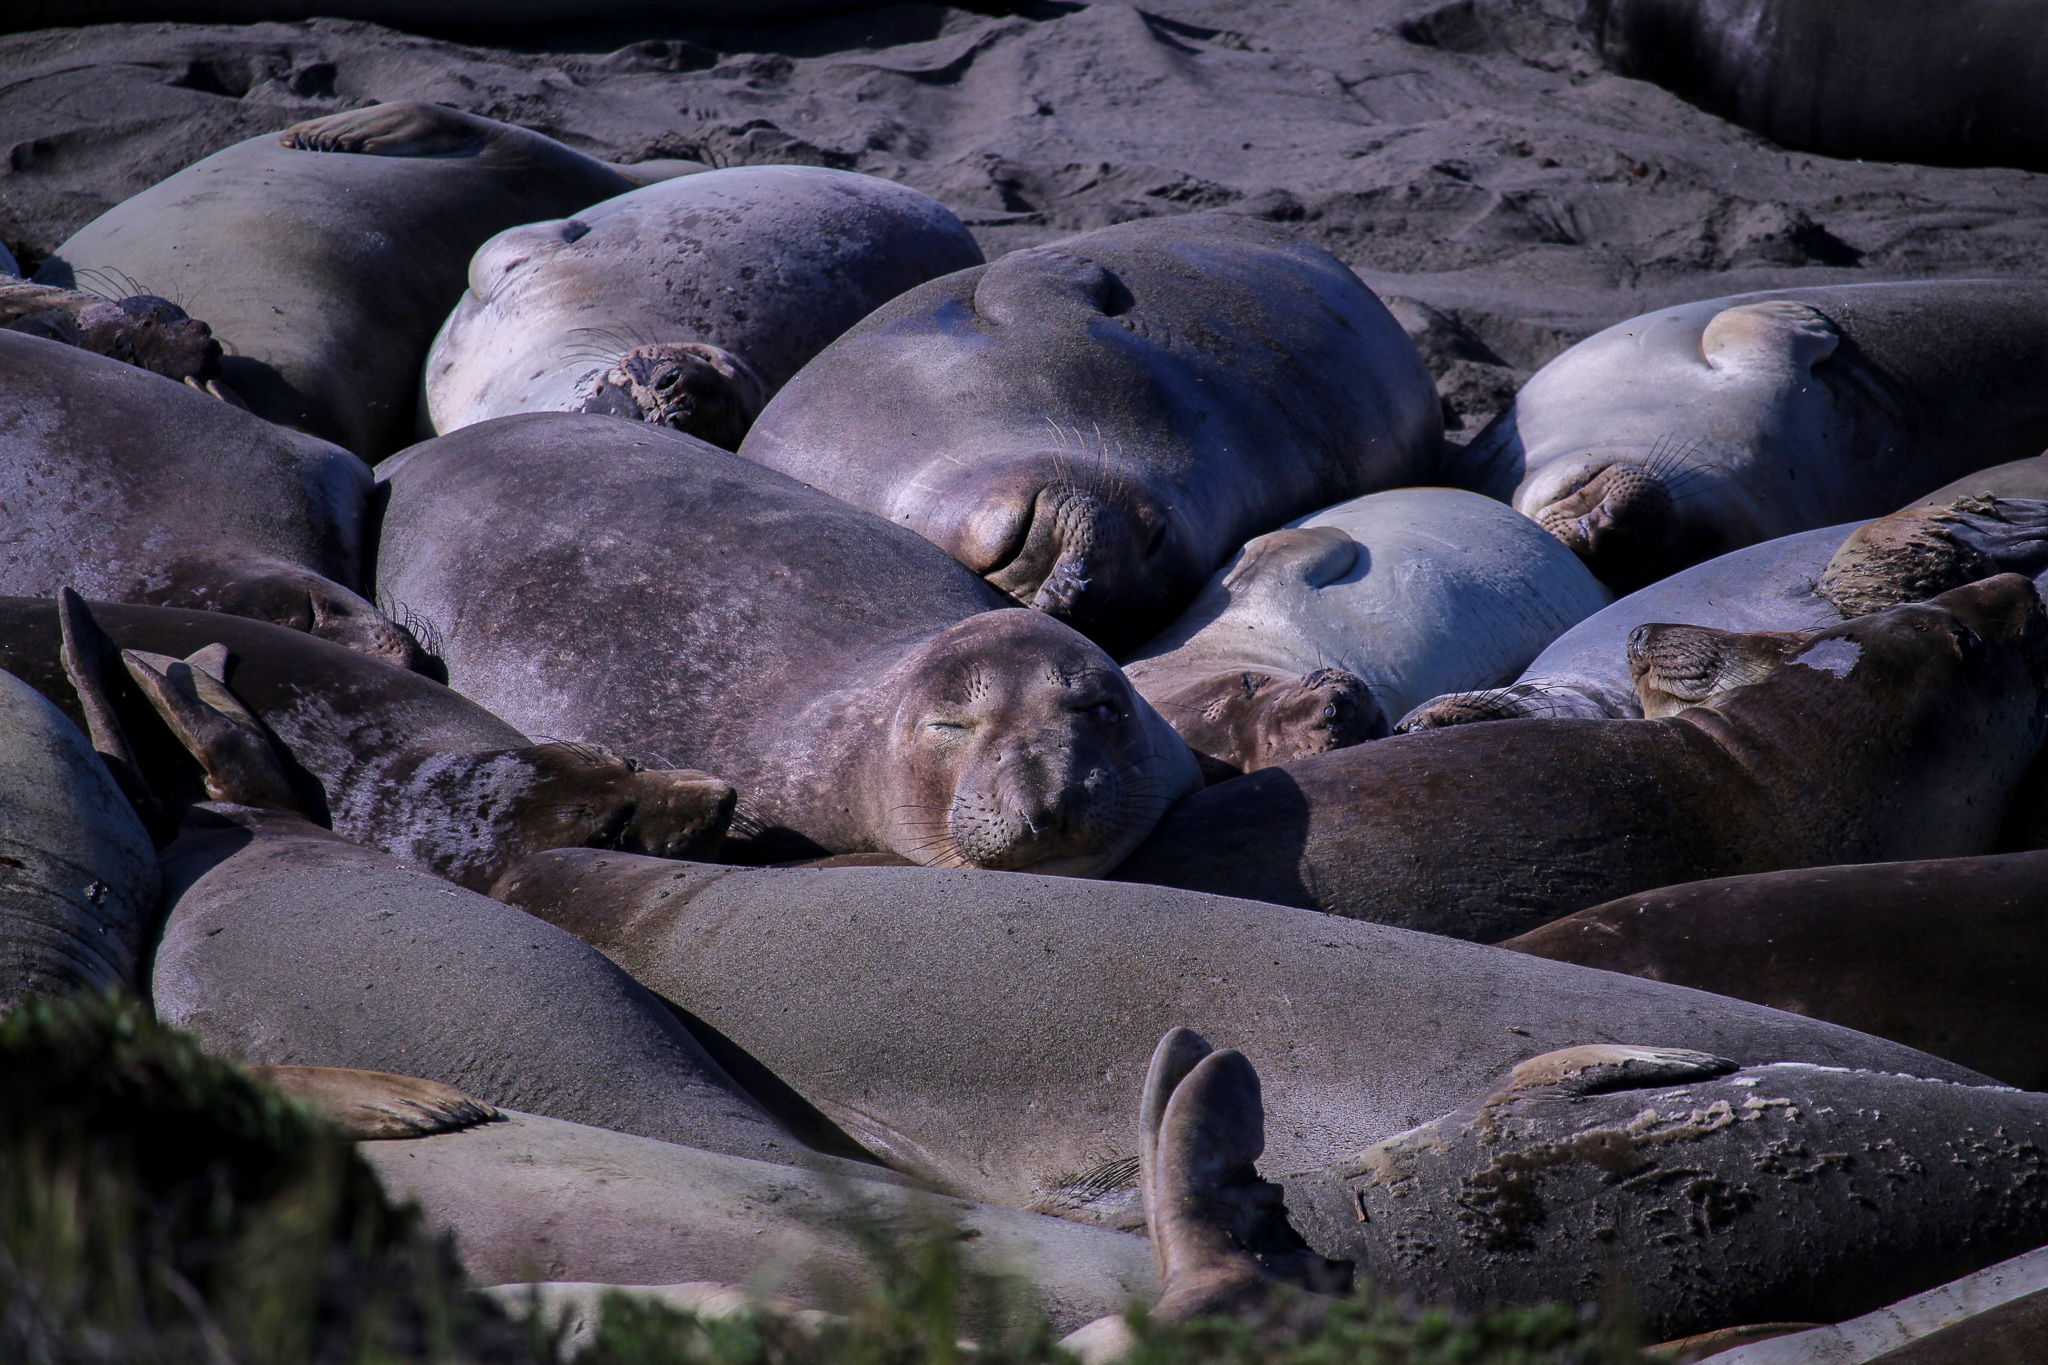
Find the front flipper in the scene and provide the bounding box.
[57,588,164,836]
[249,1065,498,1139]
[1822,496,2048,618]
[1394,682,1617,731]
[280,102,495,158]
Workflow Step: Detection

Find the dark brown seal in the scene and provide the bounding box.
[1500,851,2048,1091]
[35,102,630,460]
[1113,577,2048,941]
[0,279,221,387]
[377,413,1199,870]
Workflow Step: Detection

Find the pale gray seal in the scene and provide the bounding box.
[739,214,1442,653]
[35,102,631,460]
[424,165,982,449]
[0,666,158,1009]
[377,413,1199,870]
[1586,0,2048,174]
[489,846,1980,1224]
[366,1108,1156,1334]
[1401,494,2048,727]
[1445,282,2048,590]
[0,596,733,894]
[1142,1031,2048,1343]
[1111,578,2048,940]
[1120,488,1609,777]
[0,330,422,668]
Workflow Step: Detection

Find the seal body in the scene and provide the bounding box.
[35,103,629,460]
[365,1108,1156,1332]
[0,331,422,668]
[150,803,798,1162]
[1501,851,2048,1091]
[490,847,1980,1221]
[0,598,730,894]
[425,166,983,448]
[1279,1052,2048,1341]
[739,214,1442,653]
[1447,282,2048,590]
[1586,0,2048,173]
[1121,489,1609,774]
[6,0,876,27]
[377,414,1199,869]
[0,668,158,1008]
[1911,450,2048,506]
[1112,579,2048,940]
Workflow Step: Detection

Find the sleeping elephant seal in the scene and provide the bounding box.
[35,102,630,461]
[0,331,422,669]
[1,279,221,387]
[1142,1032,2048,1344]
[1445,282,2048,591]
[365,1109,1155,1333]
[739,214,1442,653]
[0,668,158,1008]
[1120,489,1608,777]
[488,846,1980,1222]
[377,413,1198,869]
[1111,577,2048,941]
[1402,494,2048,726]
[1501,851,2048,1091]
[1585,0,2048,174]
[0,597,732,894]
[424,166,982,449]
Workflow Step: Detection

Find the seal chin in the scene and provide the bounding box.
[1155,667,1385,783]
[1531,460,1681,591]
[577,342,767,451]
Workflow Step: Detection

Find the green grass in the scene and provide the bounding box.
[0,993,1640,1364]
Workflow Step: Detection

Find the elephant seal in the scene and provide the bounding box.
[1112,578,2048,941]
[1910,448,2048,506]
[0,331,422,668]
[1500,851,2048,1091]
[739,214,1442,653]
[1120,489,1608,777]
[0,667,158,1008]
[365,1109,1154,1334]
[1585,0,2048,174]
[1,279,221,386]
[35,102,630,460]
[377,414,1199,869]
[0,596,732,893]
[1444,282,2048,591]
[1402,495,2048,726]
[7,0,877,29]
[488,846,1979,1222]
[1144,1031,2048,1344]
[424,165,983,449]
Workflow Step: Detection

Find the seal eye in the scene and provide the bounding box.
[925,719,971,738]
[1085,701,1120,725]
[1144,519,1168,556]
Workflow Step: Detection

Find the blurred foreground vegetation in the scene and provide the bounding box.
[0,994,1640,1364]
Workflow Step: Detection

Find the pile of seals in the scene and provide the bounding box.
[6,95,2048,1363]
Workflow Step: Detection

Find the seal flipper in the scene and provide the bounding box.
[57,588,165,837]
[1822,496,2048,618]
[249,1065,499,1140]
[121,649,301,813]
[279,102,494,158]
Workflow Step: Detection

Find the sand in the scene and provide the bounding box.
[4,0,2047,436]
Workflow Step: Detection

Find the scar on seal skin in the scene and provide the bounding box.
[577,341,768,451]
[0,280,225,390]
[1822,495,2048,618]
[1149,668,1385,783]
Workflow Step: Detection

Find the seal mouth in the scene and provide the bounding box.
[1155,667,1385,783]
[1534,462,1681,591]
[577,342,767,450]
[1627,622,1805,717]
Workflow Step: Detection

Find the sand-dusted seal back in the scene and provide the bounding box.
[740,213,1441,653]
[1446,281,2048,590]
[377,413,1198,869]
[0,596,732,893]
[489,845,1980,1221]
[426,165,982,449]
[1114,578,2048,940]
[36,102,630,460]
[0,332,425,668]
[1121,488,1609,776]
[0,667,158,1009]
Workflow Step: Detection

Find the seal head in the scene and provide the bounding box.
[575,341,768,452]
[1147,667,1384,783]
[868,609,1200,875]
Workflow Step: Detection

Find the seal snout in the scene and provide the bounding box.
[1628,622,1808,718]
[576,341,767,451]
[1534,461,1680,591]
[1155,667,1385,782]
